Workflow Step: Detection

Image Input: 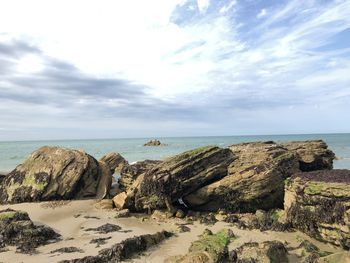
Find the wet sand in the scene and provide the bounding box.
[0,200,347,263]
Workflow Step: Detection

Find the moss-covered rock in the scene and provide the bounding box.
[0,146,112,204]
[165,229,234,263]
[285,170,350,249]
[184,141,300,212]
[0,208,60,253]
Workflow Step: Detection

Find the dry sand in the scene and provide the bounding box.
[0,200,347,263]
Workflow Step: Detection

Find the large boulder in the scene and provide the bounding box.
[134,146,234,211]
[114,146,234,212]
[285,169,350,249]
[0,208,60,253]
[118,160,161,191]
[99,152,128,174]
[184,142,300,212]
[0,146,112,204]
[282,140,335,171]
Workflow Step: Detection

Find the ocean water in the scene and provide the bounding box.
[0,133,350,173]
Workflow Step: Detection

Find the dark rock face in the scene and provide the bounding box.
[60,231,172,263]
[118,160,161,191]
[282,140,335,171]
[85,223,122,234]
[184,142,300,212]
[143,139,166,146]
[232,241,289,263]
[285,170,350,249]
[100,152,128,174]
[132,146,234,211]
[0,208,60,253]
[0,146,112,204]
[0,173,6,184]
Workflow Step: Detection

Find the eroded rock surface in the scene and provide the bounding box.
[0,146,112,204]
[100,152,128,174]
[184,142,300,212]
[118,160,161,191]
[231,240,288,263]
[282,140,335,171]
[0,208,60,253]
[285,169,350,249]
[60,230,172,263]
[129,146,234,212]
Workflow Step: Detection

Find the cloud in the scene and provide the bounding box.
[0,0,349,140]
[257,8,267,18]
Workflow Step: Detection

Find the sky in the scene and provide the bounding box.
[0,0,349,140]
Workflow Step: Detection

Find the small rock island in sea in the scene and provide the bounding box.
[143,139,166,146]
[0,140,350,262]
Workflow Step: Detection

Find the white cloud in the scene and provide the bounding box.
[197,0,210,13]
[257,8,267,18]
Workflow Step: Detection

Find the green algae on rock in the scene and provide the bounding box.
[165,229,235,263]
[0,208,60,253]
[285,169,350,249]
[0,146,112,204]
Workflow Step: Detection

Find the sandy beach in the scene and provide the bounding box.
[0,199,347,263]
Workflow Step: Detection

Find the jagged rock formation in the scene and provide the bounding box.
[118,160,161,191]
[282,140,335,171]
[285,169,350,249]
[0,146,112,204]
[231,241,288,263]
[143,139,166,146]
[114,146,234,211]
[99,152,128,174]
[0,208,60,253]
[60,231,172,263]
[165,229,234,263]
[184,141,300,212]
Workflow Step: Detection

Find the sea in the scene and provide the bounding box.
[0,133,350,173]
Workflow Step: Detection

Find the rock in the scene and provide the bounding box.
[143,139,166,146]
[118,160,161,191]
[51,247,84,254]
[60,231,173,263]
[90,237,112,247]
[282,140,335,171]
[285,169,350,249]
[175,224,191,233]
[113,191,128,209]
[175,209,186,218]
[0,146,112,204]
[0,208,60,253]
[184,141,300,212]
[233,241,288,263]
[0,173,6,184]
[94,199,114,210]
[133,146,234,212]
[199,213,218,225]
[99,152,128,174]
[165,229,233,263]
[85,223,122,234]
[114,209,130,218]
